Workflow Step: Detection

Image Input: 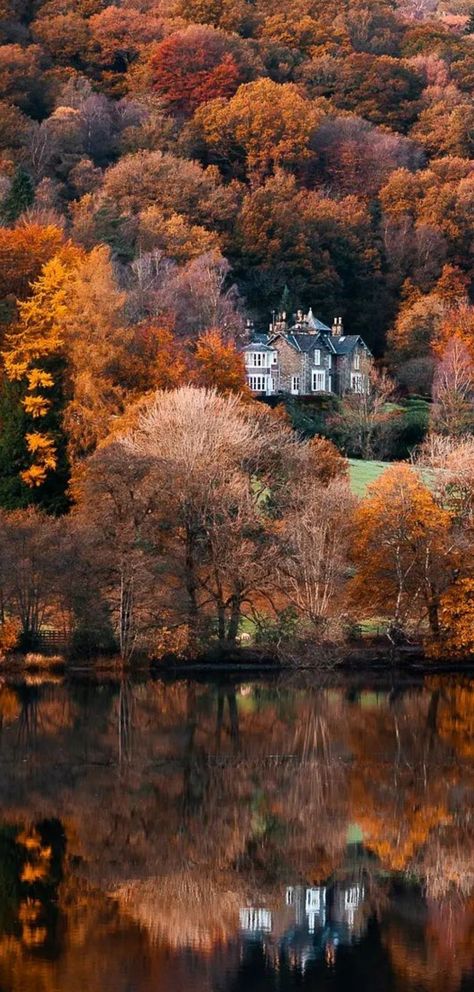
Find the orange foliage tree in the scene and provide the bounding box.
[193,78,323,177]
[432,581,474,661]
[0,223,64,305]
[192,329,247,393]
[349,464,456,638]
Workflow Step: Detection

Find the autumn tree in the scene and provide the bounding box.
[87,4,165,94]
[237,169,382,333]
[149,24,256,115]
[0,44,46,116]
[387,266,469,363]
[192,329,247,393]
[0,223,64,305]
[350,464,456,639]
[145,250,245,339]
[2,250,77,504]
[312,114,423,199]
[278,477,356,645]
[434,579,474,658]
[431,336,474,435]
[417,433,474,520]
[82,387,297,652]
[61,244,131,463]
[433,302,474,359]
[130,324,190,393]
[72,442,158,659]
[318,53,424,131]
[192,78,323,178]
[1,243,132,498]
[0,507,73,646]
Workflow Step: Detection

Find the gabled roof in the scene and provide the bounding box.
[330,335,370,355]
[270,330,336,354]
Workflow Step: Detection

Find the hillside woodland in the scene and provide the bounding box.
[0,0,473,659]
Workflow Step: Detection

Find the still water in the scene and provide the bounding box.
[0,674,472,992]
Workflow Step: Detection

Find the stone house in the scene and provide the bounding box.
[243,309,372,398]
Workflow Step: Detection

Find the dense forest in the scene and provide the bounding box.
[0,0,473,660]
[0,0,473,502]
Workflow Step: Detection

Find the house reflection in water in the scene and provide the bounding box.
[239,880,365,972]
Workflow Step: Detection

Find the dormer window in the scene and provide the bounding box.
[314,349,321,366]
[354,353,360,371]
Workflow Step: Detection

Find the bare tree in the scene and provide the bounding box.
[431,337,474,436]
[73,443,157,660]
[278,478,356,644]
[329,360,399,459]
[0,508,74,648]
[121,387,297,650]
[416,433,474,526]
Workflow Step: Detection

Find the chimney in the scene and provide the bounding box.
[332,316,343,337]
[271,310,288,334]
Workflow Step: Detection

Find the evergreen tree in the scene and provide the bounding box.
[0,377,69,514]
[0,378,32,510]
[278,284,294,320]
[2,169,34,224]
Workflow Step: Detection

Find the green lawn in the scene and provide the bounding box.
[349,458,391,496]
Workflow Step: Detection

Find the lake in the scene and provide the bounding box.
[0,673,472,992]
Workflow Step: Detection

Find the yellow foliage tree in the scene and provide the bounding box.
[2,249,79,487]
[193,77,323,177]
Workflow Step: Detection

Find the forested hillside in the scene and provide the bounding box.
[0,0,473,509]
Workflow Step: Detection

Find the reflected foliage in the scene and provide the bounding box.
[0,675,471,991]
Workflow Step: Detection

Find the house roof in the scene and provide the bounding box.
[330,335,368,355]
[269,330,337,355]
[244,322,372,357]
[242,337,276,352]
[304,308,332,333]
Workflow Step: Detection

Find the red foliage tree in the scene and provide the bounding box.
[149,25,244,115]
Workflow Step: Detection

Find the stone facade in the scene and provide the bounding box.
[243,309,372,398]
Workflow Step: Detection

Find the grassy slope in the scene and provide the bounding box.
[348,458,391,497]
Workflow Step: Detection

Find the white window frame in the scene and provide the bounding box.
[353,353,360,371]
[314,349,321,366]
[239,908,272,933]
[351,372,364,393]
[247,375,268,393]
[327,354,332,369]
[291,375,300,395]
[306,888,325,913]
[312,370,326,392]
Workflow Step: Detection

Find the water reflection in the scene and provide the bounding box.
[0,675,471,991]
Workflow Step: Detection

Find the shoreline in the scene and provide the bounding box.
[2,645,474,681]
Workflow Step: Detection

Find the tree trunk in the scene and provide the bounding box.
[185,526,199,634]
[427,598,440,639]
[226,595,242,645]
